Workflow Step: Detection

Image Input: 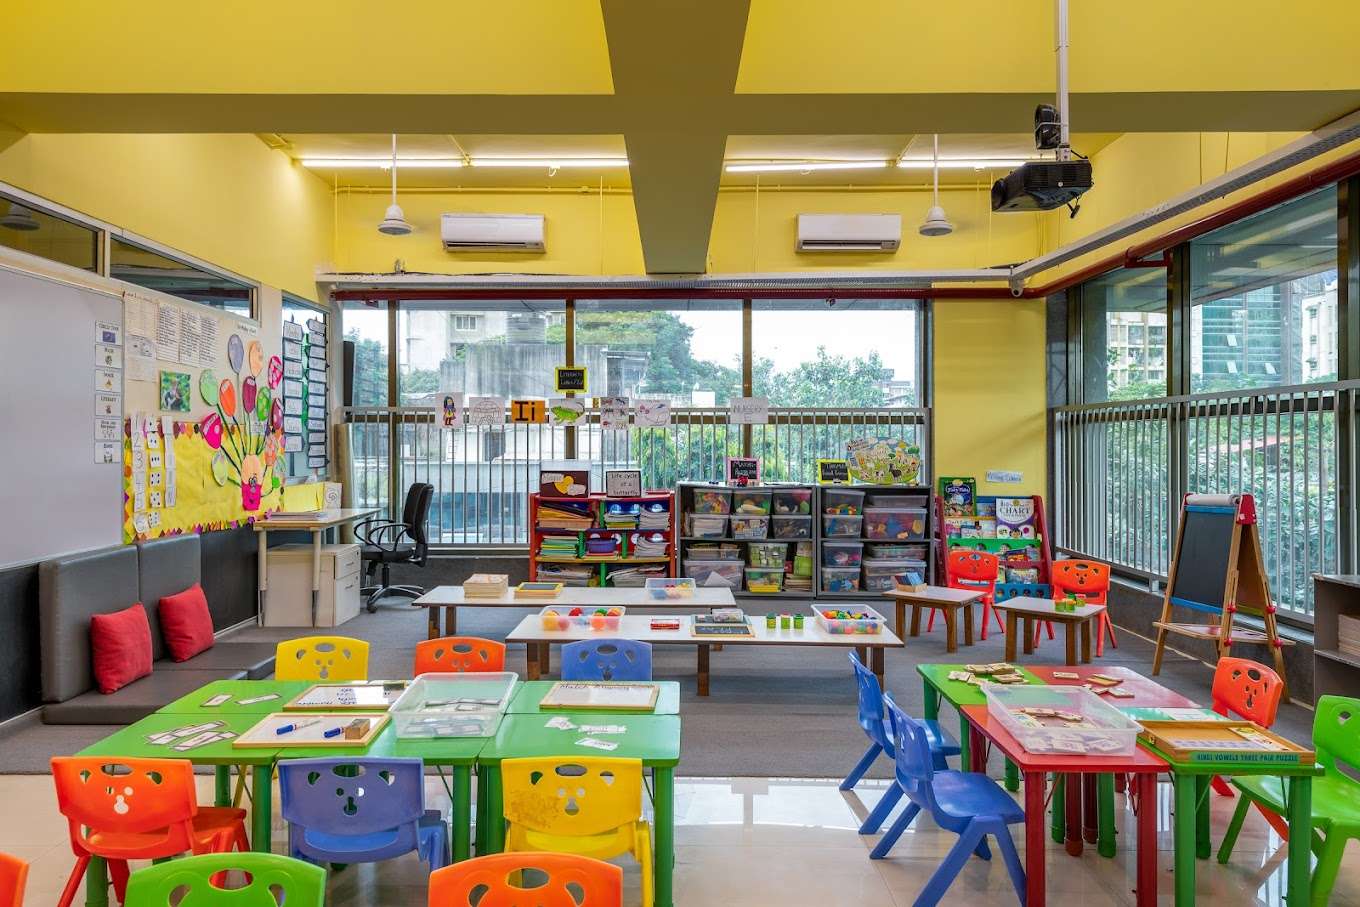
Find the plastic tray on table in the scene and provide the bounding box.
[983,684,1142,756]
[389,672,518,738]
[812,603,886,635]
[539,604,625,631]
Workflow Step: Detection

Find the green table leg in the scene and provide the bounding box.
[957,712,972,770]
[86,856,109,907]
[1004,758,1019,792]
[921,677,939,722]
[214,766,231,807]
[1097,773,1116,858]
[654,766,675,907]
[486,765,505,853]
[1051,774,1065,843]
[475,768,489,855]
[1173,774,1197,906]
[252,764,272,852]
[1285,776,1310,907]
[1195,775,1211,860]
[452,765,472,862]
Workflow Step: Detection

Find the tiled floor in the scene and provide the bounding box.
[7,772,1358,906]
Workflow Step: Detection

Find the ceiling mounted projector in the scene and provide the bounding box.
[991,159,1093,212]
[0,203,40,231]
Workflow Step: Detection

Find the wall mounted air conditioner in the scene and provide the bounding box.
[796,213,901,252]
[441,213,546,252]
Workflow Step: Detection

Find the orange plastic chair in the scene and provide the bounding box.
[1209,657,1290,836]
[1041,560,1113,654]
[415,636,507,675]
[50,757,248,907]
[0,852,28,907]
[932,551,1003,639]
[428,852,623,907]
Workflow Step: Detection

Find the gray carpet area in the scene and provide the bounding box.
[0,601,1315,777]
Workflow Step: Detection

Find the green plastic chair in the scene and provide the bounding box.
[123,852,325,906]
[1217,695,1360,906]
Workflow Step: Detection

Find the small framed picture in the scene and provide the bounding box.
[605,469,642,497]
[725,456,761,486]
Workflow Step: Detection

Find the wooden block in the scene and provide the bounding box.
[343,718,371,740]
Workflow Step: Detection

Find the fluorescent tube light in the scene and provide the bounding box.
[301,158,465,169]
[897,158,1029,169]
[468,158,629,168]
[724,161,889,173]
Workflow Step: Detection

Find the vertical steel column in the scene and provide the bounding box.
[741,300,753,457]
[1166,246,1191,564]
[385,300,400,520]
[564,298,577,459]
[1338,178,1360,572]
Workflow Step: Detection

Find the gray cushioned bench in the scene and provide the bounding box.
[40,535,278,724]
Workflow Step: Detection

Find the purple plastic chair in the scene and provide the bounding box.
[870,693,1026,905]
[561,638,652,682]
[843,652,961,835]
[278,757,448,872]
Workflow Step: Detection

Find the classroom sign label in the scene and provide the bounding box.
[554,366,588,393]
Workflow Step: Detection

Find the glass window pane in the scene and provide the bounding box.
[110,236,253,316]
[343,301,388,406]
[751,299,921,406]
[0,194,98,271]
[1080,268,1168,402]
[1189,187,1338,392]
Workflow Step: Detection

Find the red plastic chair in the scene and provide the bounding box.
[1209,657,1290,838]
[428,852,623,907]
[50,757,248,907]
[0,852,28,907]
[1040,560,1113,653]
[931,551,1003,639]
[414,636,507,675]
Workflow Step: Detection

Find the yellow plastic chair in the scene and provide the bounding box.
[501,757,653,907]
[274,636,370,682]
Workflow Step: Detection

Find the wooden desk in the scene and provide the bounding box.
[506,613,903,694]
[411,585,737,639]
[882,585,984,651]
[253,508,377,627]
[993,595,1105,665]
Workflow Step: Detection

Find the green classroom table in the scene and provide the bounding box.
[478,712,683,907]
[157,678,312,715]
[507,680,682,715]
[917,663,1040,789]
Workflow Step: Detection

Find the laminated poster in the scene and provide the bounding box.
[548,397,585,425]
[634,399,671,427]
[465,396,506,426]
[125,335,156,382]
[599,396,629,430]
[728,396,769,425]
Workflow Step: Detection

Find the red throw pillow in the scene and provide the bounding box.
[158,583,215,662]
[90,604,153,694]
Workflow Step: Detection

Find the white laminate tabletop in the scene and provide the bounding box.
[505,613,904,648]
[253,507,379,530]
[412,585,738,609]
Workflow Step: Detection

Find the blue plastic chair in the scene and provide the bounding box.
[561,639,652,681]
[843,652,961,835]
[870,693,1026,906]
[278,757,448,873]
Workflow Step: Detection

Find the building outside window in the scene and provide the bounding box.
[1078,267,1168,402]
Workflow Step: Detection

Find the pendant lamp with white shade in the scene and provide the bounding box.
[0,203,40,231]
[377,134,413,236]
[919,134,954,237]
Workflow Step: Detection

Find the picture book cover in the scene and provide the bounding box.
[944,516,997,539]
[846,439,922,485]
[938,477,976,517]
[994,498,1038,539]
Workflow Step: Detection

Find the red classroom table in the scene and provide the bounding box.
[961,704,1169,907]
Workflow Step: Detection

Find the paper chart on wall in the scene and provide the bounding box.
[95,368,119,392]
[197,313,219,367]
[465,396,506,425]
[177,309,202,365]
[94,392,121,417]
[155,302,181,361]
[599,396,630,430]
[124,291,157,338]
[95,344,121,369]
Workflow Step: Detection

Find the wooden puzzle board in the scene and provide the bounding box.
[540,682,660,712]
[285,683,406,711]
[1139,721,1313,764]
[233,712,390,748]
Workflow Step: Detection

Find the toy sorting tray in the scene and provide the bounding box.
[1138,720,1314,765]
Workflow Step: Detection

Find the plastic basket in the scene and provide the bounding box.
[983,684,1141,756]
[812,603,886,635]
[390,672,517,738]
[539,604,625,631]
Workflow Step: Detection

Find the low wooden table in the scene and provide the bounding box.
[882,585,984,651]
[410,585,737,639]
[505,613,904,694]
[992,595,1105,665]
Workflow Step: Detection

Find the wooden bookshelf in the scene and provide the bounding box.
[528,491,676,588]
[1313,574,1360,705]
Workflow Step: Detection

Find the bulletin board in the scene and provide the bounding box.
[120,288,290,542]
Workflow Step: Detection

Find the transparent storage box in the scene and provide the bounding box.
[645,577,695,600]
[868,494,928,508]
[744,567,786,593]
[686,541,742,560]
[747,542,788,568]
[812,603,886,635]
[730,515,770,540]
[684,513,729,539]
[685,559,744,588]
[822,540,865,567]
[390,672,517,739]
[823,488,866,515]
[822,514,864,538]
[770,515,812,539]
[863,506,928,541]
[821,566,861,593]
[983,684,1142,756]
[731,488,772,515]
[867,543,928,559]
[772,488,813,515]
[862,558,927,593]
[539,604,625,631]
[690,487,733,514]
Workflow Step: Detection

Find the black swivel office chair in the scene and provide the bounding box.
[357,482,433,612]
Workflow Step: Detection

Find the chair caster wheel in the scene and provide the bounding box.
[366,601,377,613]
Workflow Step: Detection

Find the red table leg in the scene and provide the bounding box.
[1134,771,1157,906]
[1024,771,1047,907]
[1083,774,1098,845]
[969,724,987,773]
[1065,772,1083,856]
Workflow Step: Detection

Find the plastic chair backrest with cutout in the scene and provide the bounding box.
[945,551,999,596]
[274,636,370,682]
[428,852,622,907]
[1211,657,1285,726]
[51,757,201,860]
[278,757,430,863]
[883,694,936,814]
[501,757,643,838]
[1050,560,1111,605]
[1314,695,1360,777]
[123,852,325,906]
[560,639,652,682]
[415,636,506,675]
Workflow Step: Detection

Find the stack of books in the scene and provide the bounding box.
[538,534,579,559]
[607,564,667,586]
[536,563,592,586]
[630,532,668,558]
[639,502,670,531]
[602,502,640,531]
[784,571,812,593]
[462,574,509,598]
[537,502,594,531]
[1339,614,1360,658]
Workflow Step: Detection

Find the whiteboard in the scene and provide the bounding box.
[0,265,125,567]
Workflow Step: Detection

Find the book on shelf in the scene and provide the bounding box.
[630,532,669,558]
[538,536,579,559]
[536,564,592,586]
[462,573,509,598]
[607,564,668,586]
[639,502,670,530]
[537,501,594,530]
[515,581,564,599]
[1339,614,1360,657]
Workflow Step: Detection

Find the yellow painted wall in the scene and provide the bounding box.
[0,133,332,300]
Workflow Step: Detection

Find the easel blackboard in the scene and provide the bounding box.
[1152,493,1291,698]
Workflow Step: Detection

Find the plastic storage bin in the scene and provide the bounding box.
[684,513,728,539]
[822,540,865,567]
[770,515,812,539]
[390,672,517,738]
[792,541,815,577]
[730,515,770,540]
[744,567,786,593]
[772,488,813,515]
[645,577,696,600]
[731,488,772,515]
[823,488,866,514]
[821,566,861,593]
[747,542,787,568]
[862,558,927,593]
[690,487,732,514]
[539,604,625,631]
[684,559,744,588]
[868,494,928,508]
[983,685,1142,756]
[821,514,864,538]
[867,543,928,559]
[686,542,742,560]
[863,506,928,540]
[812,604,886,635]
